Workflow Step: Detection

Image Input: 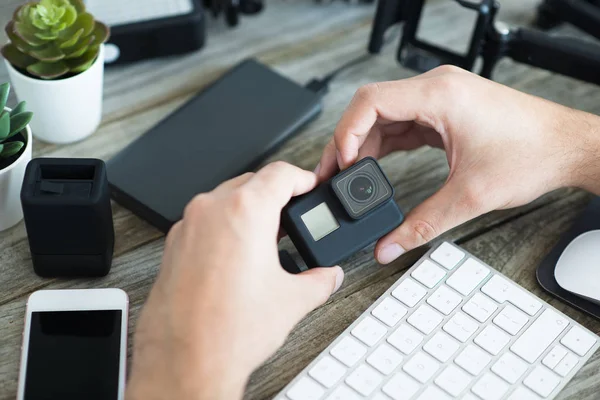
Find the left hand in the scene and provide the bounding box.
[125,162,344,400]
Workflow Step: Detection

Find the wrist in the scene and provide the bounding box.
[565,110,600,193]
[126,367,248,400]
[126,343,250,400]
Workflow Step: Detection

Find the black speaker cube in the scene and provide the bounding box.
[21,158,115,277]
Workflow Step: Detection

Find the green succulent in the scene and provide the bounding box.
[0,0,110,80]
[0,83,33,161]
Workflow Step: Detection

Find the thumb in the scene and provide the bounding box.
[376,178,484,264]
[291,266,344,318]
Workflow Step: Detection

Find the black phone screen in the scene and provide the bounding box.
[24,310,122,400]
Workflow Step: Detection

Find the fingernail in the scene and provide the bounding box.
[333,267,344,293]
[377,243,406,264]
[313,162,321,175]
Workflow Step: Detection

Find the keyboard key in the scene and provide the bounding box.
[392,278,427,308]
[542,345,568,369]
[415,386,452,399]
[510,309,569,363]
[351,316,387,346]
[423,331,460,362]
[366,343,403,375]
[371,393,391,400]
[462,394,480,400]
[455,345,491,376]
[434,365,472,396]
[493,304,529,335]
[372,297,407,327]
[474,325,510,355]
[382,372,420,400]
[286,377,325,400]
[491,353,528,384]
[407,304,443,335]
[388,323,424,355]
[308,356,347,388]
[324,385,361,400]
[427,285,462,315]
[560,326,597,356]
[411,260,446,288]
[345,364,383,396]
[506,387,541,400]
[554,352,578,377]
[330,336,367,367]
[446,258,490,296]
[523,365,560,397]
[471,373,509,400]
[443,312,479,343]
[403,351,440,383]
[430,242,465,270]
[481,275,542,316]
[462,293,498,323]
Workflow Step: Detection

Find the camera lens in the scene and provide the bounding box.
[349,175,376,203]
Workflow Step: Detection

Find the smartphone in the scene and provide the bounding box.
[17,289,129,400]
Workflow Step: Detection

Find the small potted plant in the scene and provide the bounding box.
[1,0,109,144]
[0,82,33,232]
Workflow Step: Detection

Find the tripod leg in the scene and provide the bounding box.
[368,0,404,54]
[507,27,600,85]
[536,0,600,39]
[534,0,564,30]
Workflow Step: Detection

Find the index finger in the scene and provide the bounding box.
[334,81,425,168]
[324,71,455,175]
[245,161,318,211]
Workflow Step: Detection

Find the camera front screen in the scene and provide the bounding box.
[301,202,340,241]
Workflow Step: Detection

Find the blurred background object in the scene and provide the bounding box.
[369,0,600,85]
[82,0,266,65]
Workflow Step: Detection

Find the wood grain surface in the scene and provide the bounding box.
[1,1,599,399]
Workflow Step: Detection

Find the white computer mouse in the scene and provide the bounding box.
[555,230,600,304]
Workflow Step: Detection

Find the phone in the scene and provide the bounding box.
[17,289,129,400]
[282,157,404,268]
[107,58,322,232]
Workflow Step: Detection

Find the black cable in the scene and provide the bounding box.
[305,26,400,96]
[305,53,373,96]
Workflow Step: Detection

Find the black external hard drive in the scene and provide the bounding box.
[107,59,322,232]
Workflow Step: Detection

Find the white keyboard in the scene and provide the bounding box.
[277,242,599,400]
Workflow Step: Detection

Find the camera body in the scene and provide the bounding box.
[282,157,404,268]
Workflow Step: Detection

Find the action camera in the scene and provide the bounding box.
[282,157,404,268]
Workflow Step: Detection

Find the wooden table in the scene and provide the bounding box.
[1,1,599,399]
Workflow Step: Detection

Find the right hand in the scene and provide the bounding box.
[317,65,600,264]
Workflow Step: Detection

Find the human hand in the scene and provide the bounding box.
[126,162,344,400]
[317,65,600,264]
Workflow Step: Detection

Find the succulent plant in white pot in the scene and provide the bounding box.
[0,83,33,232]
[1,0,109,144]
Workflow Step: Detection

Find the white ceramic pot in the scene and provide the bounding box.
[4,44,105,144]
[0,107,32,231]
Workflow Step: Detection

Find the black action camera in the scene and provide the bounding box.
[282,157,404,268]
